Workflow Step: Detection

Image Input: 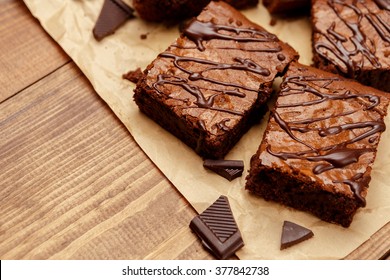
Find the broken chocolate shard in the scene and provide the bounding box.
[280,221,314,250]
[93,0,134,41]
[203,159,244,181]
[190,195,244,259]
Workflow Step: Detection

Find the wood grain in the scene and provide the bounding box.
[0,0,388,260]
[0,0,212,260]
[0,62,211,260]
[0,0,69,102]
[344,222,390,260]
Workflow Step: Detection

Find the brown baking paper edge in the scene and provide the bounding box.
[23,0,390,259]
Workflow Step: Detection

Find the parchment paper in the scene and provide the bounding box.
[23,0,390,259]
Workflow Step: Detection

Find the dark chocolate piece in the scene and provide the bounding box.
[280,221,314,250]
[133,1,299,159]
[245,62,389,227]
[190,195,244,259]
[203,159,244,181]
[312,0,390,92]
[93,0,134,41]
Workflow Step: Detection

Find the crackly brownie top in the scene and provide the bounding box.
[312,0,390,77]
[142,1,298,138]
[258,62,389,205]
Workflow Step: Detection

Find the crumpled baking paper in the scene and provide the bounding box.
[23,0,390,259]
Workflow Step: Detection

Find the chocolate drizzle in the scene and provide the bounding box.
[374,0,390,10]
[183,19,278,51]
[152,17,288,131]
[153,74,245,116]
[314,0,390,78]
[267,74,386,205]
[334,173,368,206]
[213,118,231,131]
[159,52,271,86]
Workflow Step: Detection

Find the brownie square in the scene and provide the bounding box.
[134,1,298,159]
[245,62,389,227]
[311,0,390,92]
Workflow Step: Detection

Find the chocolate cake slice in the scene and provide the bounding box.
[133,1,298,159]
[312,0,390,92]
[245,62,389,227]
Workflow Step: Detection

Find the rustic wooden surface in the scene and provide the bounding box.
[0,0,389,260]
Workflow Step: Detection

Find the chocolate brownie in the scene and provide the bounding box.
[132,0,210,22]
[312,0,390,92]
[245,62,389,227]
[263,0,311,15]
[133,0,259,22]
[224,0,259,9]
[133,1,298,159]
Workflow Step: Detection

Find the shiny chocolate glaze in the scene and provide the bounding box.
[183,19,278,51]
[260,63,388,206]
[374,0,390,10]
[145,1,298,136]
[313,0,390,79]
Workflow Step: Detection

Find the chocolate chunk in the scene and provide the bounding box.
[123,67,143,84]
[93,0,134,41]
[203,159,244,181]
[280,221,314,250]
[190,195,244,259]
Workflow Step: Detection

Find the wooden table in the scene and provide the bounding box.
[0,0,389,260]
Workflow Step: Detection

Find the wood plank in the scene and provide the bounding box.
[0,0,69,102]
[0,62,208,259]
[0,61,387,260]
[1,0,387,260]
[344,222,390,260]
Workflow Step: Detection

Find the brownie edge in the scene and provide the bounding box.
[245,62,389,227]
[311,0,390,92]
[133,1,298,159]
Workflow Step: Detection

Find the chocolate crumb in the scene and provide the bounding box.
[123,68,143,83]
